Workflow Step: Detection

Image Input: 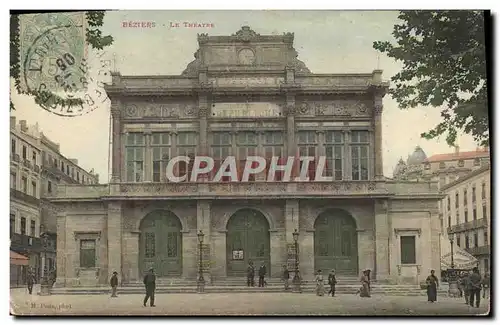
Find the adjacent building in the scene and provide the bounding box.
[9,117,99,287]
[48,27,443,288]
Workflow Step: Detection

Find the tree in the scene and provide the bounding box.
[373,11,489,147]
[10,11,114,111]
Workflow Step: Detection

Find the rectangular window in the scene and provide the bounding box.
[32,151,36,165]
[447,196,450,211]
[21,176,27,193]
[177,132,197,182]
[455,192,459,208]
[464,189,468,206]
[30,220,36,237]
[484,259,489,272]
[484,231,488,246]
[66,165,70,175]
[456,234,461,247]
[448,215,451,228]
[297,131,317,180]
[10,214,15,235]
[474,232,479,247]
[77,172,80,182]
[61,161,65,172]
[82,175,85,184]
[22,146,27,159]
[325,131,344,180]
[236,131,258,182]
[481,183,486,200]
[48,181,52,193]
[125,133,145,182]
[464,210,468,223]
[71,168,75,179]
[31,180,37,197]
[400,236,416,264]
[20,217,26,235]
[350,131,369,180]
[10,172,16,189]
[211,132,232,182]
[145,232,155,258]
[11,139,16,155]
[472,187,476,203]
[483,205,487,219]
[473,209,477,220]
[80,240,96,268]
[456,212,459,225]
[465,235,470,249]
[263,131,284,181]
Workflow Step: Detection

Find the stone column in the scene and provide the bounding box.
[285,94,296,159]
[198,94,209,182]
[182,230,198,279]
[122,231,140,283]
[269,230,286,278]
[343,129,352,180]
[374,200,390,281]
[256,131,267,181]
[54,212,66,287]
[316,130,325,157]
[373,98,384,179]
[196,201,212,282]
[300,231,315,280]
[144,130,152,182]
[107,202,122,279]
[357,229,375,276]
[110,99,122,183]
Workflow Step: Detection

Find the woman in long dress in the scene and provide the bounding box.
[315,270,325,296]
[426,270,439,302]
[359,270,371,297]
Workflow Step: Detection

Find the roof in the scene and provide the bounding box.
[441,164,490,191]
[426,149,489,163]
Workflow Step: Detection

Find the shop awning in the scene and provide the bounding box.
[10,251,29,266]
[440,236,478,270]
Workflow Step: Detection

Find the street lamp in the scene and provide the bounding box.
[447,229,460,297]
[39,232,51,296]
[197,230,205,293]
[292,229,302,293]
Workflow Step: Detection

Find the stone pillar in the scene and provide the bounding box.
[343,129,352,180]
[300,231,315,280]
[373,97,384,179]
[107,202,122,279]
[182,230,198,279]
[122,231,140,283]
[212,231,227,279]
[197,201,212,282]
[374,200,390,281]
[54,212,66,287]
[269,230,286,278]
[110,99,122,183]
[144,130,152,182]
[357,229,375,276]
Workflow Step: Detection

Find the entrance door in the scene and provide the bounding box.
[226,209,270,276]
[139,210,182,277]
[314,209,358,275]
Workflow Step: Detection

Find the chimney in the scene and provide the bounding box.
[20,120,27,132]
[10,116,15,129]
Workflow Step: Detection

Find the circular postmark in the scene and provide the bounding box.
[21,14,111,117]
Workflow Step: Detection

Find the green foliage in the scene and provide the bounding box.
[10,11,114,111]
[373,11,489,146]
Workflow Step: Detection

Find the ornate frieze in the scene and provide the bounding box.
[120,183,199,195]
[296,76,372,87]
[232,26,260,42]
[296,182,377,193]
[123,103,196,119]
[296,100,371,116]
[121,77,193,88]
[208,77,285,88]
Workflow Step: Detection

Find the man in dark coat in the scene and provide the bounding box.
[246,261,255,287]
[110,271,119,297]
[258,262,267,287]
[143,268,156,307]
[26,268,35,294]
[328,269,337,297]
[282,265,290,291]
[468,267,482,308]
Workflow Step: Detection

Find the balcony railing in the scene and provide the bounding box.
[449,218,488,233]
[10,188,40,206]
[465,245,490,256]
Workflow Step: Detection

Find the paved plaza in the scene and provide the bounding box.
[10,289,490,316]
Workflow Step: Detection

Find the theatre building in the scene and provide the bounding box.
[49,27,442,287]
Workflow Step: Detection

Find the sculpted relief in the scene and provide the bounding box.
[296,100,371,117]
[123,102,197,119]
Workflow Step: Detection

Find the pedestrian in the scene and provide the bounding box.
[246,261,255,287]
[426,270,439,302]
[282,265,290,291]
[462,271,471,305]
[457,272,464,297]
[468,267,482,308]
[328,269,337,297]
[315,270,325,296]
[110,271,119,298]
[359,270,371,297]
[26,269,35,295]
[143,268,156,307]
[482,272,490,300]
[258,262,267,288]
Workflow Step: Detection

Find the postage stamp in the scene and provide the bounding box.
[18,12,111,116]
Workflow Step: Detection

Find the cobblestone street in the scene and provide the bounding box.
[10,289,490,316]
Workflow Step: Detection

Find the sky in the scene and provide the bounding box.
[11,10,482,183]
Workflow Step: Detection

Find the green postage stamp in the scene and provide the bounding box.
[19,12,88,94]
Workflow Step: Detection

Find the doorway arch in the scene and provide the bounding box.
[139,210,182,277]
[226,209,270,276]
[314,209,358,275]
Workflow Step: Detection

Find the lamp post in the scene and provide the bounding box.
[38,232,51,296]
[447,229,460,297]
[292,229,302,293]
[197,230,205,293]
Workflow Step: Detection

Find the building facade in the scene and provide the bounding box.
[441,165,491,275]
[10,118,43,286]
[49,27,442,287]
